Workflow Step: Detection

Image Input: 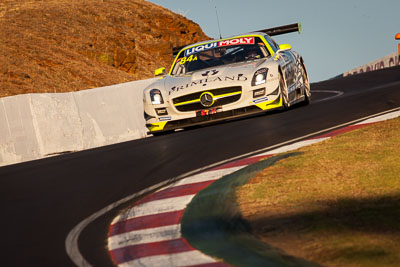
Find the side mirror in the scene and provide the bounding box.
[277,44,292,53]
[154,67,166,77]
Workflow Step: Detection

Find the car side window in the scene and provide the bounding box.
[271,38,279,50]
[264,35,279,52]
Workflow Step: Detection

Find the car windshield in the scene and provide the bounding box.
[171,36,269,75]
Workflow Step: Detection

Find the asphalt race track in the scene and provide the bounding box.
[1,66,400,266]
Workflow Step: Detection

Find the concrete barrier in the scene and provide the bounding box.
[30,93,84,156]
[0,95,41,164]
[0,78,157,166]
[343,52,400,77]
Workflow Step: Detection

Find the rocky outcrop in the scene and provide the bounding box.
[0,0,209,97]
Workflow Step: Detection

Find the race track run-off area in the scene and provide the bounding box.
[105,108,400,266]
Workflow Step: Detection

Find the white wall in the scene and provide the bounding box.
[343,52,399,77]
[0,78,156,166]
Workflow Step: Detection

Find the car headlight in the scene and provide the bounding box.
[252,68,268,86]
[150,89,164,105]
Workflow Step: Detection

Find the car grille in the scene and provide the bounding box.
[172,86,242,112]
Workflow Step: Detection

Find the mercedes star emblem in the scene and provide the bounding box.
[200,92,214,107]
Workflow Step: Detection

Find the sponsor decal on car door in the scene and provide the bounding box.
[281,51,296,93]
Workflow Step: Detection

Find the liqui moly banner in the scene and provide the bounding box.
[184,37,255,56]
[343,52,400,77]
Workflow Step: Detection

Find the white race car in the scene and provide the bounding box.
[143,23,310,135]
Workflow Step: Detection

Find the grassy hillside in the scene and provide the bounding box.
[237,116,400,266]
[0,0,209,97]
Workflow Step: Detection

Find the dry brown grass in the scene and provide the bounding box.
[0,0,209,97]
[237,117,400,266]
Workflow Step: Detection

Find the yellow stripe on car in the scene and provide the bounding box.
[148,121,168,132]
[174,91,242,107]
[174,99,201,107]
[255,96,283,110]
[214,91,242,100]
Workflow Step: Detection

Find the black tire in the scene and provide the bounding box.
[279,72,289,109]
[301,63,311,105]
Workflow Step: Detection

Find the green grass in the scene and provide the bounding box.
[237,116,400,266]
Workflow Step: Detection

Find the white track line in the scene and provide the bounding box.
[111,167,246,225]
[312,90,344,103]
[108,224,181,250]
[171,166,245,187]
[355,109,400,125]
[258,137,329,156]
[112,195,194,224]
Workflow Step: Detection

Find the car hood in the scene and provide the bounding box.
[164,59,267,97]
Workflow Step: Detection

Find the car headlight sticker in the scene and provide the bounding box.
[150,89,164,105]
[252,68,268,86]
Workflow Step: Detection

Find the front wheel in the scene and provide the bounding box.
[279,72,289,109]
[301,63,311,105]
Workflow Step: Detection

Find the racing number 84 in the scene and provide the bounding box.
[180,55,198,65]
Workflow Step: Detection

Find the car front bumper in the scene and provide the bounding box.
[145,90,283,134]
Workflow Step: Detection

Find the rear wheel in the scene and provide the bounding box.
[279,72,289,109]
